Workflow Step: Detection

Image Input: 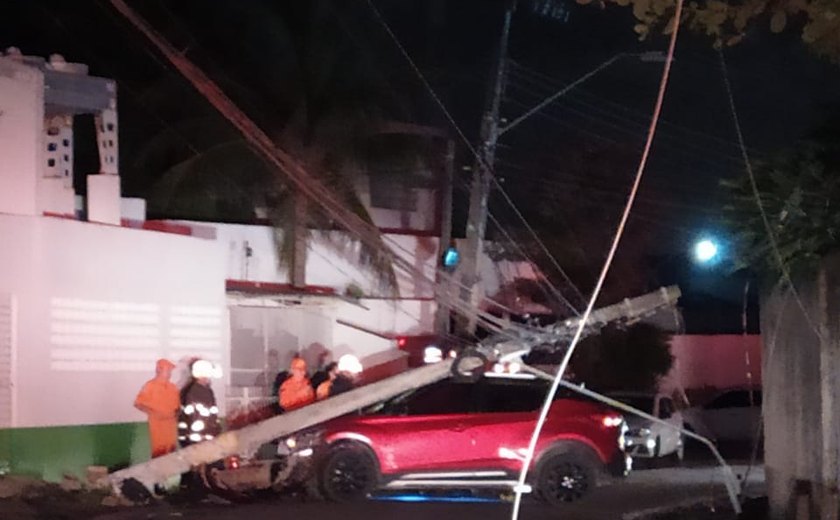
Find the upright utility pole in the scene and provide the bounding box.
[436,139,455,337]
[458,0,516,335]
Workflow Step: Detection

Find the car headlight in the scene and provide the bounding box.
[638,428,651,437]
[282,430,324,452]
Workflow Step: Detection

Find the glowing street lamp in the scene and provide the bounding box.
[693,239,719,264]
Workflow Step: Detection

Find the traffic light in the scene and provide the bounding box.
[442,246,460,271]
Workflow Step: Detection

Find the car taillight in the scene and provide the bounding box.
[602,415,623,428]
[397,337,407,348]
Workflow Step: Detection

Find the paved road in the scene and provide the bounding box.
[89,464,765,520]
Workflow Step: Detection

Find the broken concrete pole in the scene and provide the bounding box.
[106,360,453,492]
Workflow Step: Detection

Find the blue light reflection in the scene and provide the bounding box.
[372,493,502,504]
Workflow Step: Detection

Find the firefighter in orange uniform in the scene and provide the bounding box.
[134,359,180,458]
[279,357,315,412]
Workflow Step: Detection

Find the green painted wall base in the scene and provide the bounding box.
[0,422,150,482]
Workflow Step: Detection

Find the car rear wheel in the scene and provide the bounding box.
[319,444,378,502]
[536,452,597,506]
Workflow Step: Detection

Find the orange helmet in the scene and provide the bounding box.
[290,357,307,371]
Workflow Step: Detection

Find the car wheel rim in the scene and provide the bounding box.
[544,462,589,502]
[327,454,372,499]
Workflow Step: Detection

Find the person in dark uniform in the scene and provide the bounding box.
[316,355,362,400]
[177,359,223,492]
[178,359,222,447]
[311,361,337,395]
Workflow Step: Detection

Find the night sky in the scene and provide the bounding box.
[2,0,838,332]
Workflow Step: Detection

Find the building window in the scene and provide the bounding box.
[369,176,417,211]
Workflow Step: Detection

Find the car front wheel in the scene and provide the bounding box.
[536,452,597,506]
[319,444,379,502]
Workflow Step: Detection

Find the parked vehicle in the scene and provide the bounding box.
[608,392,684,461]
[312,376,630,506]
[682,388,762,443]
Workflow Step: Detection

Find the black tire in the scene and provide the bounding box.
[675,435,686,463]
[451,348,487,382]
[319,444,379,502]
[536,452,597,506]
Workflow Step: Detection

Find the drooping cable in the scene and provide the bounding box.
[364,0,587,309]
[717,49,822,340]
[509,1,685,517]
[107,0,513,335]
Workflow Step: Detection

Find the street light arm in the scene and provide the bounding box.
[499,53,627,136]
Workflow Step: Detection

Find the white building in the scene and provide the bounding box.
[0,49,546,480]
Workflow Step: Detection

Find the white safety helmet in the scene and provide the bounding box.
[337,354,363,375]
[191,359,223,379]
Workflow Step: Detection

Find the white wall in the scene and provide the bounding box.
[227,296,435,385]
[0,215,228,428]
[178,221,440,299]
[0,58,42,216]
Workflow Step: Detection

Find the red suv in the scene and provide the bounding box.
[311,377,629,506]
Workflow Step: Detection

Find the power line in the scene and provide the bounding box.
[504,84,747,172]
[495,101,735,191]
[506,74,751,167]
[363,0,587,311]
[448,172,581,315]
[97,0,520,329]
[500,172,718,215]
[511,0,685,516]
[509,59,768,159]
[495,154,718,197]
[486,212,581,316]
[500,53,626,135]
[108,0,520,337]
[718,49,822,339]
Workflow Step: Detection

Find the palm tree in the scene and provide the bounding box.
[125,0,436,295]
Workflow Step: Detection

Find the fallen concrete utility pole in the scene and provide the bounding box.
[107,286,680,493]
[108,360,453,492]
[477,285,681,362]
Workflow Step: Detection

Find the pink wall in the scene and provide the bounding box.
[666,334,762,391]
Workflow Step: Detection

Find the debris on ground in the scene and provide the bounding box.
[60,474,84,492]
[0,481,117,519]
[0,475,44,499]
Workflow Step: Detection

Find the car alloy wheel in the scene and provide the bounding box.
[538,454,595,506]
[320,445,377,502]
